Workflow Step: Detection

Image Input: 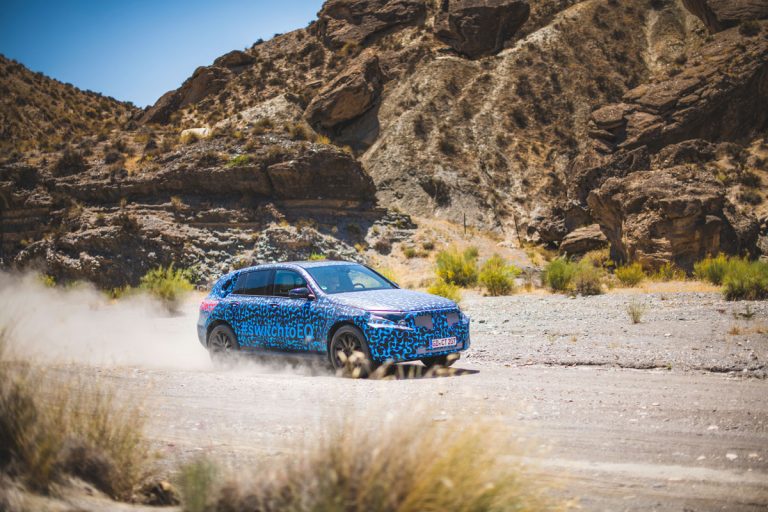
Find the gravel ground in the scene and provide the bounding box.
[462,291,768,376]
[7,289,768,511]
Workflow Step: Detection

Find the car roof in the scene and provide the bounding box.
[238,260,360,272]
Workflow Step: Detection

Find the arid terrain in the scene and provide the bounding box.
[2,276,766,511]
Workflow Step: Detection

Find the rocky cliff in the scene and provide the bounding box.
[2,0,767,285]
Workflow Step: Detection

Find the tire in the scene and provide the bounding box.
[328,325,377,377]
[420,354,459,368]
[207,324,239,362]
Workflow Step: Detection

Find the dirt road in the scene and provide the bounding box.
[3,279,766,511]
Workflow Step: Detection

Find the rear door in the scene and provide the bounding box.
[229,269,274,348]
[267,269,326,352]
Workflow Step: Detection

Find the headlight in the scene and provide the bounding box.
[367,312,413,331]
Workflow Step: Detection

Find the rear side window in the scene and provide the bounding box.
[233,270,272,296]
[273,270,307,297]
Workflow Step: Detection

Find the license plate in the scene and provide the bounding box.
[431,337,457,349]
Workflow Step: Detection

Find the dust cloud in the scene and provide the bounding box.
[0,272,211,369]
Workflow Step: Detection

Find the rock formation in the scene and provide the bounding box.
[434,0,530,58]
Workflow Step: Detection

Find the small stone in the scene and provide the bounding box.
[726,453,738,461]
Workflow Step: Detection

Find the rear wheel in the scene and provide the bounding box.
[207,324,239,362]
[328,325,376,377]
[420,354,459,368]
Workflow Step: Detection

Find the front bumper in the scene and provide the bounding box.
[363,317,470,363]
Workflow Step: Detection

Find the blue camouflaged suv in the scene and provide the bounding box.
[197,261,470,370]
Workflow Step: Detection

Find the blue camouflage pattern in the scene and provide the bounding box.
[197,261,470,363]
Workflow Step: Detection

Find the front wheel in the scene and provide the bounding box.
[207,324,239,363]
[328,325,376,377]
[421,354,459,368]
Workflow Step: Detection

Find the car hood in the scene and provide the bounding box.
[329,289,457,312]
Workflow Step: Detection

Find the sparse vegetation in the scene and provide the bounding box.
[178,456,218,512]
[0,337,148,498]
[435,246,479,287]
[53,148,87,176]
[694,254,729,285]
[543,258,576,292]
[573,260,604,295]
[653,262,685,282]
[722,258,768,301]
[184,418,549,512]
[427,279,462,303]
[695,255,768,300]
[139,265,194,312]
[225,154,251,167]
[308,252,326,261]
[615,263,645,287]
[479,254,521,296]
[626,299,646,324]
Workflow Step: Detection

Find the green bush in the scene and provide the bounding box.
[653,262,686,282]
[435,246,478,287]
[722,258,768,301]
[543,258,576,292]
[225,154,251,167]
[573,260,604,295]
[694,254,729,285]
[427,279,462,303]
[139,265,194,312]
[178,456,218,512]
[615,263,645,287]
[478,254,521,296]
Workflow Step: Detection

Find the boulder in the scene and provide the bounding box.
[434,0,530,58]
[305,54,384,129]
[682,0,768,33]
[317,0,427,48]
[559,224,608,256]
[141,66,232,124]
[213,50,255,68]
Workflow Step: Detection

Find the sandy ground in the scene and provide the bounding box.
[2,278,766,511]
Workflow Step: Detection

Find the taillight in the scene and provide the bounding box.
[200,298,219,312]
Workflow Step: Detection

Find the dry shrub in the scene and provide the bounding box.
[139,265,194,313]
[573,260,604,296]
[0,333,148,498]
[435,246,478,287]
[626,299,646,324]
[427,279,462,303]
[615,263,645,287]
[479,254,521,296]
[195,418,552,512]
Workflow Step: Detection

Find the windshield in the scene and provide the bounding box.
[306,264,396,294]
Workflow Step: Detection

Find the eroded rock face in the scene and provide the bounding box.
[141,66,233,124]
[588,166,724,269]
[588,23,768,153]
[316,0,427,48]
[434,0,530,58]
[305,54,384,129]
[682,0,768,32]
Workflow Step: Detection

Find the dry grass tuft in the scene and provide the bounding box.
[0,330,148,499]
[626,300,646,324]
[187,418,554,512]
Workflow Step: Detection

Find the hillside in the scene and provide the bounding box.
[0,54,136,155]
[1,0,767,287]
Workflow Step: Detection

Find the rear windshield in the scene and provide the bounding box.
[306,264,395,294]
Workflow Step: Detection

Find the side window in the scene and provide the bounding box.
[273,270,307,297]
[232,270,272,296]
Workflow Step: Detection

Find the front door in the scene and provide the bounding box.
[268,269,325,352]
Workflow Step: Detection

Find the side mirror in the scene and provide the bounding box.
[289,287,315,300]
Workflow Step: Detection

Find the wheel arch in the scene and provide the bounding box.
[326,320,360,349]
[206,319,235,347]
